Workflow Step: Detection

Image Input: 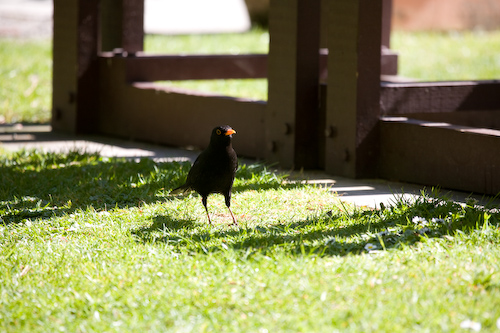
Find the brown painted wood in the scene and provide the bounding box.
[122,0,144,54]
[382,0,393,48]
[381,81,500,115]
[266,0,321,169]
[97,57,266,158]
[406,110,500,130]
[75,0,100,134]
[100,0,122,52]
[52,0,78,132]
[110,51,396,82]
[100,0,144,53]
[52,0,99,134]
[119,54,269,81]
[379,117,500,195]
[324,0,382,178]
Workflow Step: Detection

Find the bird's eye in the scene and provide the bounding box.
[216,129,222,135]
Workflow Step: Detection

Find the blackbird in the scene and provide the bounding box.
[170,125,238,225]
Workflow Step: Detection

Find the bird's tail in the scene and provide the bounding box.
[169,184,191,195]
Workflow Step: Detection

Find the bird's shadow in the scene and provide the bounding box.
[131,211,390,257]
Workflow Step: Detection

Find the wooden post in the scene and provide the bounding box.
[382,0,392,48]
[122,0,144,53]
[324,0,382,178]
[101,0,144,53]
[52,0,100,134]
[266,0,321,169]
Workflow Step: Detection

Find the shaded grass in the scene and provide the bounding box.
[0,149,288,225]
[1,150,500,332]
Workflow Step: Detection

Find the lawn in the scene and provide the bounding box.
[1,29,500,123]
[0,39,52,124]
[1,29,500,331]
[1,150,500,332]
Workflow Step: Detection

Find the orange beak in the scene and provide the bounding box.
[225,128,236,136]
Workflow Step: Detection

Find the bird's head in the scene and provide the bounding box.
[210,125,236,146]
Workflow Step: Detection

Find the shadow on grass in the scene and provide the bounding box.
[132,192,500,257]
[0,151,299,225]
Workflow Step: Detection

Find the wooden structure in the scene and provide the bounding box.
[52,0,500,195]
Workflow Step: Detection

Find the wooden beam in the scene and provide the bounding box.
[122,0,144,53]
[381,81,500,115]
[324,0,382,178]
[381,0,393,48]
[52,0,99,134]
[379,117,500,195]
[266,0,321,169]
[100,0,144,53]
[97,57,266,158]
[114,54,269,81]
[101,50,398,82]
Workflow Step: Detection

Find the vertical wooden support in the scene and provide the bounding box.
[266,0,321,169]
[324,0,382,178]
[101,0,144,53]
[122,0,144,53]
[100,0,123,52]
[381,0,392,48]
[52,0,99,134]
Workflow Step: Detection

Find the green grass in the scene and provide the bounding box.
[391,30,500,81]
[145,28,269,54]
[0,39,52,124]
[145,28,269,101]
[1,150,500,332]
[2,29,500,123]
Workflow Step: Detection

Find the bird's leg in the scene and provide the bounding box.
[202,196,212,225]
[225,194,238,226]
[227,206,238,226]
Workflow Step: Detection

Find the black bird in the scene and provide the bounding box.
[170,125,238,225]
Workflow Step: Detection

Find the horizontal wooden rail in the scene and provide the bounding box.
[381,80,500,115]
[100,53,269,81]
[99,50,397,82]
[379,116,500,195]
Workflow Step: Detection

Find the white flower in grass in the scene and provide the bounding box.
[460,319,481,331]
[431,218,445,224]
[412,216,428,225]
[497,317,500,329]
[364,243,378,251]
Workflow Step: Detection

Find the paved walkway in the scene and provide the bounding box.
[2,124,497,209]
[0,0,250,38]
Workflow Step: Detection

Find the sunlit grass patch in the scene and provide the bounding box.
[392,30,500,81]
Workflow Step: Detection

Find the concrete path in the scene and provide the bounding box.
[2,124,497,209]
[0,0,250,38]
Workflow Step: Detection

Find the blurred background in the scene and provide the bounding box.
[2,0,500,38]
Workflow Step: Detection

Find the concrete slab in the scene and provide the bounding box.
[2,124,498,210]
[0,0,52,38]
[0,0,250,39]
[0,124,198,163]
[145,0,250,35]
